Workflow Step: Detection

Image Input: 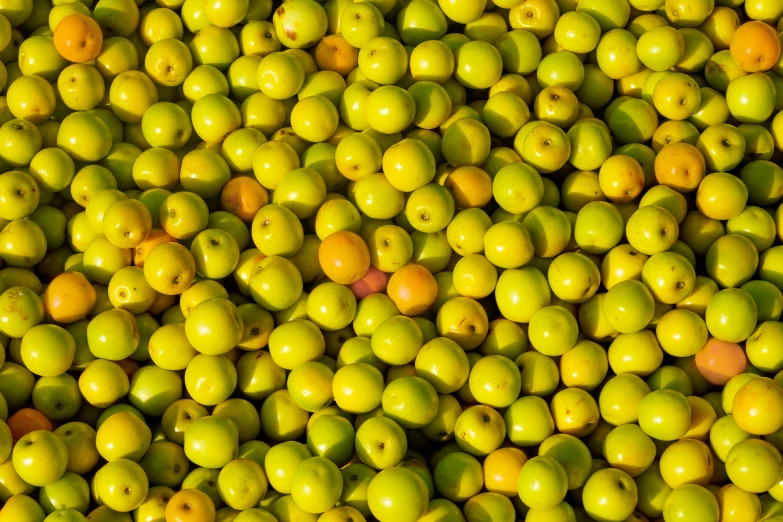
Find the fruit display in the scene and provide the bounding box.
[3,0,783,521]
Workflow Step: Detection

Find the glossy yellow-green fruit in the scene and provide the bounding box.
[659,439,714,488]
[20,324,75,377]
[517,456,568,510]
[726,439,783,493]
[596,29,641,80]
[12,429,68,487]
[638,389,692,441]
[662,484,719,522]
[93,458,149,512]
[96,411,152,462]
[218,458,268,511]
[599,374,650,426]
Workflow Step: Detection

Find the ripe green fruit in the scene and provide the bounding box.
[518,456,568,510]
[583,468,639,520]
[12,430,68,487]
[290,457,342,513]
[93,459,149,512]
[273,0,328,49]
[6,6,783,522]
[367,467,429,522]
[184,416,239,470]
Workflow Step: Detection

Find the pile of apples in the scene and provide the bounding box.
[3,0,783,521]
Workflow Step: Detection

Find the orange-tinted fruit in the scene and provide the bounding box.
[7,408,53,441]
[730,21,781,73]
[694,337,748,385]
[387,263,438,315]
[654,142,706,194]
[43,271,97,323]
[314,34,359,77]
[318,230,371,285]
[221,176,270,223]
[350,264,389,299]
[443,166,493,209]
[53,14,104,63]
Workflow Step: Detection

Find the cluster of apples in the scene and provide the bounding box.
[2,0,783,521]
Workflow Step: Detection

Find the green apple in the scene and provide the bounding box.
[367,467,429,522]
[290,457,342,514]
[184,416,239,469]
[517,456,568,510]
[217,458,268,511]
[354,416,407,469]
[582,468,638,522]
[93,459,149,512]
[306,415,355,467]
[12,430,68,487]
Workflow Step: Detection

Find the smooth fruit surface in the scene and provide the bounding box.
[0,4,779,522]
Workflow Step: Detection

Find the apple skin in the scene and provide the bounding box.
[306,414,355,466]
[10,9,783,522]
[637,390,692,441]
[582,468,638,522]
[38,472,90,515]
[663,484,720,522]
[184,416,240,470]
[355,416,407,470]
[12,430,68,487]
[367,467,429,522]
[290,456,343,514]
[93,459,150,513]
[381,376,438,429]
[517,456,568,510]
[264,441,312,494]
